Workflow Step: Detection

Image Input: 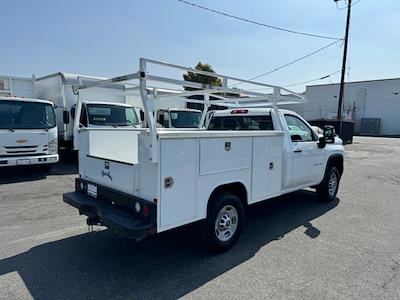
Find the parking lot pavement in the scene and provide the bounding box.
[0,136,399,300]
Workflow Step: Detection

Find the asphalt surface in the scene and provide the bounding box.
[0,137,399,300]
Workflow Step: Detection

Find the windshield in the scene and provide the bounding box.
[170,111,201,128]
[86,104,139,126]
[0,100,56,130]
[208,115,274,130]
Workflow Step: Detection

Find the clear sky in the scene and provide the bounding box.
[1,0,399,92]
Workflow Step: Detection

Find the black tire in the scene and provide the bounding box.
[204,192,245,253]
[317,166,340,202]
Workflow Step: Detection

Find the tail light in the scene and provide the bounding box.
[75,179,86,192]
[231,109,248,114]
[142,205,149,217]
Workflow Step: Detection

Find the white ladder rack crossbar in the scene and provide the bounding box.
[73,58,306,159]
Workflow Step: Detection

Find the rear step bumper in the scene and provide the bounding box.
[63,191,156,241]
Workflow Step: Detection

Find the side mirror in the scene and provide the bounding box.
[291,134,302,142]
[318,136,326,148]
[63,110,70,124]
[163,112,170,128]
[140,110,145,122]
[70,106,76,120]
[323,125,335,143]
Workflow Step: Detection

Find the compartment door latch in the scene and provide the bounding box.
[164,176,174,189]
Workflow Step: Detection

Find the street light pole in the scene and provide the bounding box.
[337,0,352,123]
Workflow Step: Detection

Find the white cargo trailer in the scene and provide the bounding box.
[63,59,344,252]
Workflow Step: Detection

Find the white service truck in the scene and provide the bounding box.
[35,72,141,150]
[0,97,58,169]
[63,59,344,252]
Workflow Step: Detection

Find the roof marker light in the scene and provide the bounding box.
[231,109,248,114]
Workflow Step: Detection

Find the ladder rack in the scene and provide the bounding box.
[74,58,306,160]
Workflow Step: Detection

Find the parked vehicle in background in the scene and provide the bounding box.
[63,58,344,252]
[35,72,141,150]
[70,101,140,128]
[0,97,58,169]
[156,108,202,128]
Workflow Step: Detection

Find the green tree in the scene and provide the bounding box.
[183,62,222,90]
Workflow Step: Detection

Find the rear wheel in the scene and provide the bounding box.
[204,192,244,253]
[317,166,340,202]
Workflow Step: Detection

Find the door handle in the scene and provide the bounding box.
[294,149,302,153]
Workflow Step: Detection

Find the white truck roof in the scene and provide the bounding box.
[0,96,53,105]
[211,107,295,117]
[160,108,201,112]
[82,101,133,107]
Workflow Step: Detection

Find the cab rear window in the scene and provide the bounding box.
[208,115,274,131]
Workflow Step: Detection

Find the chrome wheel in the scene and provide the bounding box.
[215,205,238,242]
[328,172,338,197]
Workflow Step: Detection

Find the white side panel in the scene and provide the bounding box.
[35,76,67,141]
[199,137,252,175]
[196,169,251,221]
[84,156,136,195]
[159,138,197,228]
[87,130,139,165]
[251,136,283,203]
[196,137,253,223]
[10,78,36,98]
[138,134,159,201]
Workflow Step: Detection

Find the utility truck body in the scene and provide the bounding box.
[63,59,344,252]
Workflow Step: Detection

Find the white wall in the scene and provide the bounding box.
[283,78,400,135]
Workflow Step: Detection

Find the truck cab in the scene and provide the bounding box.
[0,97,59,169]
[208,108,344,191]
[71,101,140,129]
[156,108,202,128]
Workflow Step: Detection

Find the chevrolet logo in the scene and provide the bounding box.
[16,139,28,144]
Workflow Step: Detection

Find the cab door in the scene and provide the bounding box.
[284,114,324,187]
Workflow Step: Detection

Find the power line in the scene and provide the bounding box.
[284,70,341,87]
[176,0,343,41]
[235,40,341,85]
[243,70,341,90]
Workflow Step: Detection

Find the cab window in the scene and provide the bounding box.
[208,115,274,131]
[284,114,314,142]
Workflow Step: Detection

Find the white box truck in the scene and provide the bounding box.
[63,59,344,252]
[0,75,58,169]
[35,73,141,150]
[0,96,58,169]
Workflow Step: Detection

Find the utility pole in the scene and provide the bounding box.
[336,0,352,123]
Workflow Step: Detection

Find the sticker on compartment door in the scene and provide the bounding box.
[101,161,113,181]
[225,141,231,151]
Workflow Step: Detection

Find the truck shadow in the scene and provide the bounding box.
[0,191,339,299]
[0,156,78,184]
